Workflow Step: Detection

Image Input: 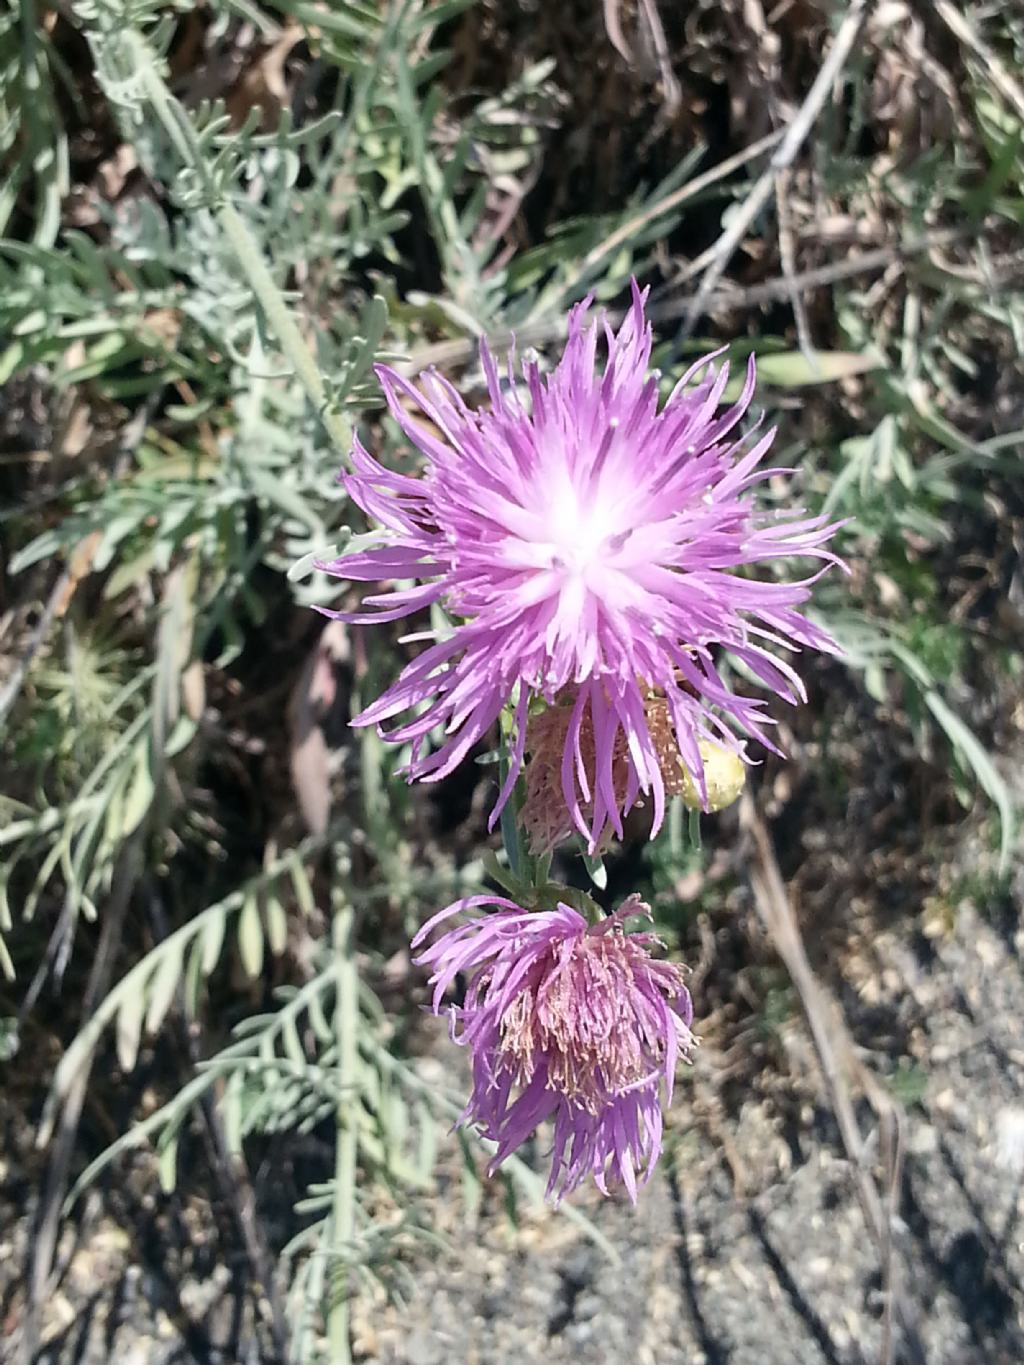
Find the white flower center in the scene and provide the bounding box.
[547,495,621,576]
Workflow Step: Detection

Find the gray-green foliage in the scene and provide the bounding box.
[0,0,70,246]
[2,0,1021,1357]
[810,109,1023,869]
[0,0,686,1352]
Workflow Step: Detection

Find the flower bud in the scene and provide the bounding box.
[679,739,747,813]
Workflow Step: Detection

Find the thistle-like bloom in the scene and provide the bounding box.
[320,282,842,848]
[412,894,694,1202]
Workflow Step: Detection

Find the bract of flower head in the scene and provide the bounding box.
[318,281,843,851]
[412,893,694,1202]
[521,690,749,853]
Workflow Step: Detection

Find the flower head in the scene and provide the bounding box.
[320,282,842,849]
[412,894,694,1201]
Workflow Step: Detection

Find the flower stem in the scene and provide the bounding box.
[328,900,358,1364]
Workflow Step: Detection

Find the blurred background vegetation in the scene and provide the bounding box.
[0,1,1022,1361]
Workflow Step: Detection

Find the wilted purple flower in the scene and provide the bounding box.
[412,894,694,1202]
[320,282,842,848]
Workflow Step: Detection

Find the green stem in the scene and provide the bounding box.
[217,201,352,456]
[497,749,527,885]
[127,30,351,461]
[328,901,358,1364]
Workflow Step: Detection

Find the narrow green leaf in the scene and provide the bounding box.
[116,984,146,1073]
[265,896,288,956]
[183,940,203,1019]
[580,850,607,890]
[307,986,334,1044]
[238,893,264,979]
[200,909,226,976]
[223,1071,244,1156]
[119,740,155,838]
[145,942,183,1036]
[345,295,389,388]
[157,1127,180,1193]
[281,1016,306,1072]
[290,859,316,919]
[722,350,883,401]
[924,691,1015,873]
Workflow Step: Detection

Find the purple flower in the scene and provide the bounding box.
[320,282,843,848]
[412,894,694,1202]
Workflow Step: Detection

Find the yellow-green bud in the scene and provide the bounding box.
[679,740,746,813]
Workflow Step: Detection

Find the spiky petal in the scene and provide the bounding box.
[412,894,694,1202]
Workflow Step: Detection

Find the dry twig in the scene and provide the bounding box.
[774,167,817,368]
[602,0,681,116]
[677,0,873,338]
[636,0,681,116]
[563,129,784,303]
[401,224,970,376]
